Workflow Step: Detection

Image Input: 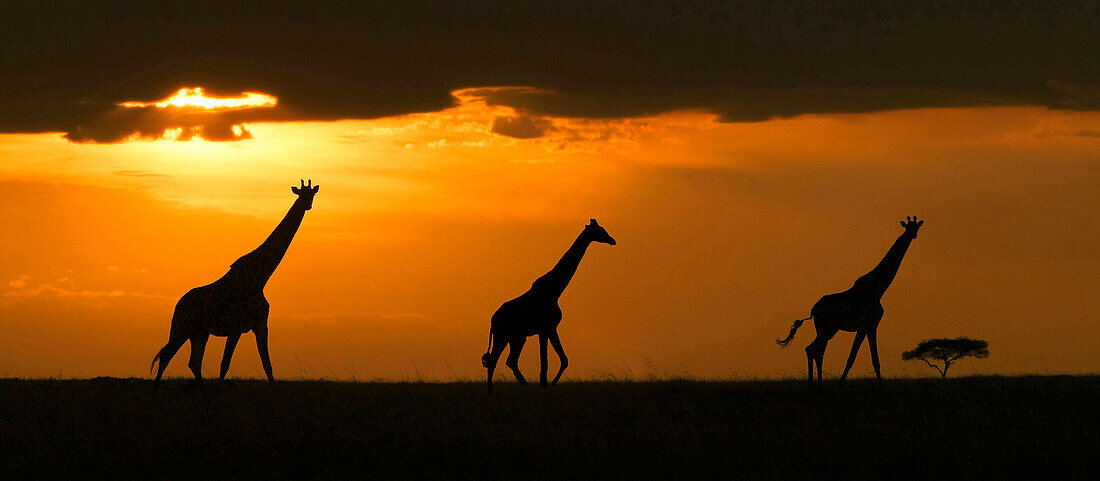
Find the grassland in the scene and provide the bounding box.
[0,376,1096,480]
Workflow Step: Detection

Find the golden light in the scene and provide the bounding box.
[119,87,277,110]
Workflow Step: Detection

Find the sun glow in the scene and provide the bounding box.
[119,87,277,110]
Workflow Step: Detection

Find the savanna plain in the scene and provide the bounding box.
[1,376,1096,480]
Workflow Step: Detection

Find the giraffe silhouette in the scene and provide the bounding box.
[481,219,616,394]
[776,217,924,386]
[151,179,319,386]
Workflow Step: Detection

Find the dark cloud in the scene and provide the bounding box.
[1,0,1097,142]
[61,105,261,143]
[490,114,550,139]
[1077,130,1100,138]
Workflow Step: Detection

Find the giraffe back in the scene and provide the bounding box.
[491,292,563,339]
[175,280,270,337]
[811,291,884,333]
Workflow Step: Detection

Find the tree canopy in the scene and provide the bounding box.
[902,337,989,378]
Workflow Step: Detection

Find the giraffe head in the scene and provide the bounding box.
[900,216,924,238]
[291,179,320,210]
[583,219,616,245]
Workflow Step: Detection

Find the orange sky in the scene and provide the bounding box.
[1,89,1097,380]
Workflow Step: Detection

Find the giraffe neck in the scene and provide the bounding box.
[227,199,309,288]
[532,231,592,300]
[854,232,915,299]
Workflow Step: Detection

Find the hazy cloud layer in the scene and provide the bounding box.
[2,0,1097,142]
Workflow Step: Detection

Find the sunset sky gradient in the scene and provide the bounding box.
[0,1,1096,380]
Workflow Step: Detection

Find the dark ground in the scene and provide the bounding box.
[0,376,1096,480]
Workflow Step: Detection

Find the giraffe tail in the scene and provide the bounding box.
[481,331,494,368]
[150,341,175,375]
[150,347,165,374]
[776,315,812,348]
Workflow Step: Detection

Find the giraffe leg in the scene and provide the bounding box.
[485,337,508,395]
[549,331,568,385]
[539,334,549,387]
[868,330,883,387]
[505,336,527,385]
[839,332,866,384]
[187,334,209,386]
[805,324,836,384]
[153,335,187,387]
[805,337,827,384]
[219,334,241,380]
[254,323,274,382]
[804,342,816,383]
[814,339,828,383]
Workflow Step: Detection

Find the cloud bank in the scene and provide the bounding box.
[1,0,1097,142]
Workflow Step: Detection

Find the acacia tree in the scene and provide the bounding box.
[902,337,989,378]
